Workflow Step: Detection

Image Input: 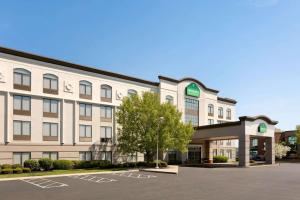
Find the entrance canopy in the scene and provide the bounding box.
[192,116,278,167]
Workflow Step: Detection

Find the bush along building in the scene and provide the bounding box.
[0,46,277,167]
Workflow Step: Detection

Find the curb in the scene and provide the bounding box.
[139,169,178,175]
[0,169,139,182]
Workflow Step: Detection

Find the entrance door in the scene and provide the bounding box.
[188,146,201,164]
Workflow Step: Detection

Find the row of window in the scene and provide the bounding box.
[13,68,138,100]
[13,120,113,142]
[208,120,229,125]
[13,151,112,165]
[208,104,231,119]
[13,95,113,120]
[213,149,233,159]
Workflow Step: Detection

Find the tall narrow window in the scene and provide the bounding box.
[226,109,231,120]
[42,152,58,160]
[165,95,174,104]
[79,125,92,142]
[13,120,31,140]
[100,126,112,143]
[101,85,112,102]
[43,122,58,141]
[43,74,58,94]
[185,98,199,126]
[208,104,214,117]
[13,152,31,165]
[218,107,223,118]
[13,95,31,116]
[100,106,112,122]
[100,151,112,162]
[43,99,58,118]
[79,152,92,161]
[13,68,31,91]
[79,80,92,99]
[127,89,137,97]
[79,103,92,121]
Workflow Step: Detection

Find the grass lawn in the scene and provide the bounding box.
[0,168,126,179]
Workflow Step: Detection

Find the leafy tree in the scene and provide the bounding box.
[116,92,194,163]
[296,125,300,145]
[275,143,291,159]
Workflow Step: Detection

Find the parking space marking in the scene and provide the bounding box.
[70,175,117,183]
[21,178,68,189]
[113,172,157,179]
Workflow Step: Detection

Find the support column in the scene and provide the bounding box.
[205,140,213,163]
[265,137,275,165]
[239,134,250,167]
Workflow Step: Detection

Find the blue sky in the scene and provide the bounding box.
[0,0,299,130]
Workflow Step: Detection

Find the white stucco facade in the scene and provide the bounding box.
[0,46,237,165]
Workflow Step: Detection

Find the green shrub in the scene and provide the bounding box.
[22,168,31,173]
[91,160,111,169]
[13,167,23,174]
[2,168,13,174]
[1,164,12,169]
[72,160,83,169]
[38,158,53,171]
[53,160,73,170]
[213,156,228,163]
[250,160,256,163]
[24,160,40,171]
[12,164,22,169]
[136,162,147,167]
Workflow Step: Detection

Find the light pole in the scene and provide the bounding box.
[156,116,164,169]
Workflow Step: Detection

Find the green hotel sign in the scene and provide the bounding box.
[258,123,267,133]
[186,83,200,97]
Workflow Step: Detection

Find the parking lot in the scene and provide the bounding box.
[1,163,300,200]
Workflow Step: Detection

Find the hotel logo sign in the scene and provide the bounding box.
[186,83,200,97]
[258,123,267,133]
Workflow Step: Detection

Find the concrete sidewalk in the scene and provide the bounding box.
[140,165,178,175]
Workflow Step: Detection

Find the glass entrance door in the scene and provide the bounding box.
[188,146,201,164]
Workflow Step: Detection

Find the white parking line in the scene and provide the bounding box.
[70,175,117,183]
[113,172,157,179]
[22,178,68,189]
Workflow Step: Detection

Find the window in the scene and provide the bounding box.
[226,140,231,146]
[13,152,31,165]
[79,152,92,161]
[288,136,297,145]
[208,119,214,125]
[79,80,92,99]
[13,95,31,115]
[13,121,31,140]
[79,103,92,120]
[13,68,31,90]
[100,126,112,142]
[43,122,58,141]
[165,95,174,104]
[218,107,223,118]
[100,151,112,162]
[42,152,58,160]
[185,98,199,126]
[213,149,217,157]
[251,139,258,147]
[208,104,214,116]
[220,149,225,156]
[220,140,223,145]
[128,89,137,97]
[101,85,112,102]
[43,99,58,117]
[226,109,231,120]
[100,106,112,121]
[227,149,232,159]
[43,74,58,94]
[79,125,92,142]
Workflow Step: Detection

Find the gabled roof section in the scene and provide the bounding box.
[158,75,219,93]
[217,97,237,104]
[0,46,159,87]
[239,115,278,125]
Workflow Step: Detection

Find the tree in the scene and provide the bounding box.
[116,92,194,163]
[296,125,300,145]
[275,143,291,159]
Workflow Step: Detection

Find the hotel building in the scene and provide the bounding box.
[0,46,275,167]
